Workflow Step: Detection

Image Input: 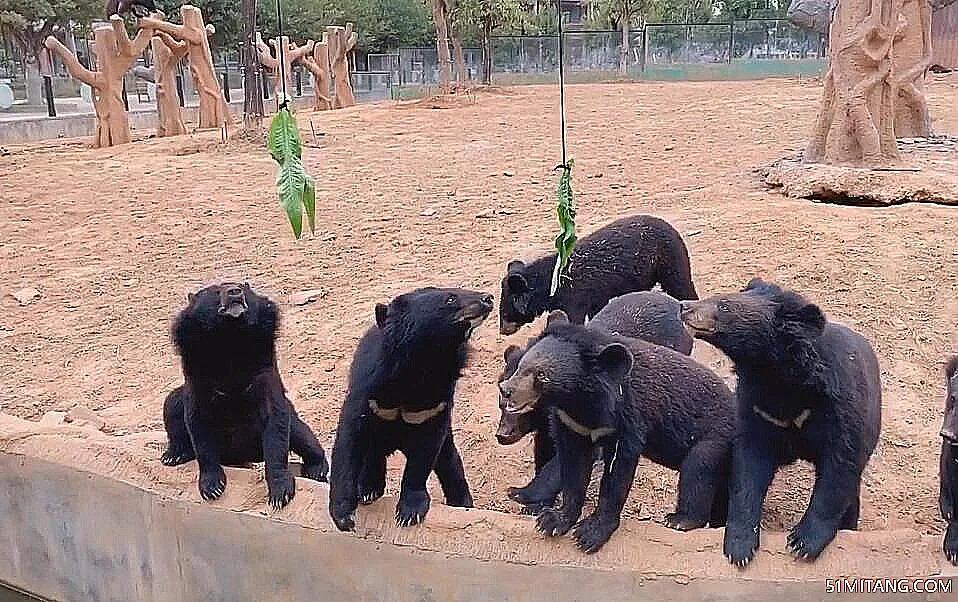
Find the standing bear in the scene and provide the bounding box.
[497,291,694,512]
[940,356,958,565]
[680,278,882,567]
[498,310,734,553]
[329,287,494,531]
[162,282,328,510]
[499,214,698,335]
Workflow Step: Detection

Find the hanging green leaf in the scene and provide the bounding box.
[268,106,315,239]
[550,158,576,296]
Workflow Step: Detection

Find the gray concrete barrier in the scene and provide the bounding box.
[0,413,954,602]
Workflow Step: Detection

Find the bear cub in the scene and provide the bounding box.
[681,278,881,567]
[498,310,734,553]
[940,356,958,565]
[499,214,698,335]
[329,287,493,531]
[162,283,328,510]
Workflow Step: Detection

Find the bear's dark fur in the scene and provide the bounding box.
[499,215,698,335]
[680,278,882,567]
[329,287,494,531]
[162,283,328,510]
[940,356,958,565]
[498,311,734,553]
[497,291,694,512]
[105,0,156,17]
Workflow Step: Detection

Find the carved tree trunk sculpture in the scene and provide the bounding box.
[44,16,153,147]
[152,32,188,137]
[255,33,313,106]
[327,24,357,109]
[429,0,452,88]
[140,5,230,129]
[301,33,333,111]
[892,0,933,137]
[805,0,901,166]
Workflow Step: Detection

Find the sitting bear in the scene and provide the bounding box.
[940,356,958,565]
[680,278,882,567]
[162,283,328,510]
[499,214,698,335]
[329,287,494,531]
[498,311,734,553]
[498,291,694,512]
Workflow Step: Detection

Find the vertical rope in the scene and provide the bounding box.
[275,0,288,108]
[557,5,568,168]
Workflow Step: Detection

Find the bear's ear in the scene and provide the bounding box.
[375,303,389,328]
[506,273,529,294]
[507,260,525,273]
[503,344,522,362]
[545,309,570,327]
[187,292,196,303]
[780,301,826,338]
[597,343,633,381]
[743,277,772,293]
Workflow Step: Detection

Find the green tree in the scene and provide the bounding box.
[453,0,523,84]
[0,0,99,104]
[156,0,239,50]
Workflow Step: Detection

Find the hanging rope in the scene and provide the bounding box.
[549,5,576,296]
[275,0,288,108]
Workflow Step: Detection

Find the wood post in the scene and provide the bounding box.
[326,24,357,109]
[255,32,313,107]
[151,32,188,137]
[301,32,333,111]
[892,0,934,137]
[44,16,153,147]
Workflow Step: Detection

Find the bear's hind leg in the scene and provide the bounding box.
[666,439,728,531]
[787,456,861,561]
[433,433,474,508]
[290,413,329,482]
[358,447,388,505]
[508,455,560,513]
[161,387,196,466]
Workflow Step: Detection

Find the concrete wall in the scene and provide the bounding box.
[0,414,955,602]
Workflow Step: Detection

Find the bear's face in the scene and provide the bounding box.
[943,357,958,444]
[375,287,494,345]
[183,282,276,331]
[499,313,633,417]
[496,343,536,444]
[679,277,826,364]
[500,260,538,335]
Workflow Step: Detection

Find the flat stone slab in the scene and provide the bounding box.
[762,136,958,207]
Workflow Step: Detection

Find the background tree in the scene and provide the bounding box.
[0,0,99,105]
[156,0,238,50]
[453,0,523,84]
[593,0,654,73]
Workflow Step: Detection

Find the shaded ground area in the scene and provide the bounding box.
[1,75,957,539]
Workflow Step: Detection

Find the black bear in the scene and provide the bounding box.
[680,278,882,567]
[329,287,494,531]
[497,291,694,512]
[940,356,958,565]
[499,214,698,335]
[105,0,156,18]
[162,283,328,510]
[498,310,734,553]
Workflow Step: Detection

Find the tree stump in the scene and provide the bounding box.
[326,24,357,109]
[301,32,333,111]
[255,33,313,106]
[892,0,934,137]
[151,32,188,137]
[44,16,153,147]
[139,5,230,129]
[805,0,902,166]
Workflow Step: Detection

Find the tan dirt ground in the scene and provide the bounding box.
[1,75,957,538]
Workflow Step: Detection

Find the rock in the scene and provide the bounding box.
[664,145,674,151]
[476,209,496,219]
[66,406,106,430]
[420,208,438,217]
[39,411,68,426]
[497,208,518,215]
[289,289,327,306]
[11,287,40,306]
[685,229,702,237]
[503,171,514,177]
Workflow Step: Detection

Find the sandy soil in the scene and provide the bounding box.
[1,75,957,538]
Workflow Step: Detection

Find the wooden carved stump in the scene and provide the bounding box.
[805,0,901,166]
[140,5,230,129]
[892,0,934,137]
[255,33,313,106]
[326,24,357,109]
[44,16,153,147]
[302,32,333,111]
[152,32,188,137]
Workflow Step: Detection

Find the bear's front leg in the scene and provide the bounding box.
[396,422,447,527]
[432,433,474,508]
[508,455,561,512]
[573,437,641,553]
[252,370,296,510]
[536,426,592,537]
[183,387,226,501]
[724,432,777,568]
[329,398,370,532]
[787,453,860,562]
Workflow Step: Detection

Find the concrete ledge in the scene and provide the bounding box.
[0,413,954,601]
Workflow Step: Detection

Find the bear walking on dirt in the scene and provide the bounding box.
[162,283,328,510]
[499,215,698,335]
[329,287,494,531]
[497,291,694,512]
[939,356,958,565]
[498,310,734,553]
[681,278,882,567]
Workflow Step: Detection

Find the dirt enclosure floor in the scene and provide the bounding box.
[2,76,958,543]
